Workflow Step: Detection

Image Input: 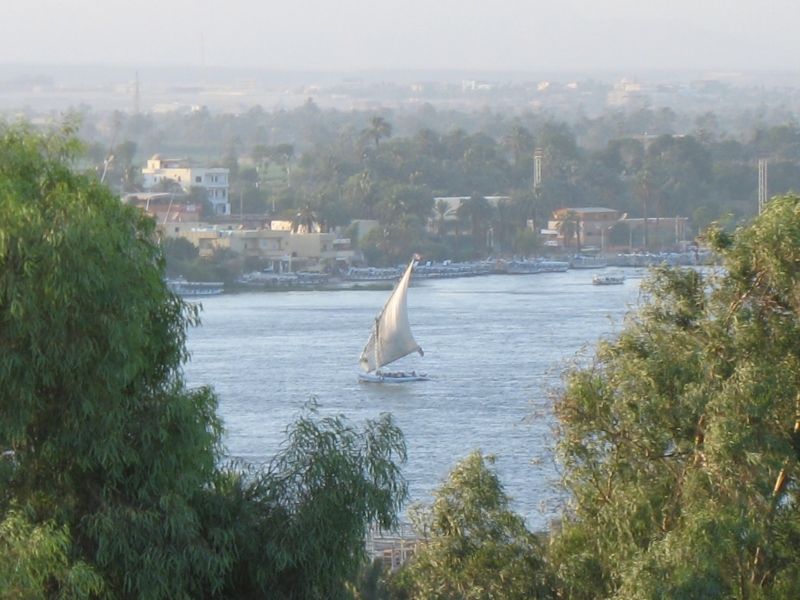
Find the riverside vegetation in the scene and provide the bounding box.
[3,121,800,599]
[83,99,800,271]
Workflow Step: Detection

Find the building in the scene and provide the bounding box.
[141,155,231,215]
[548,207,620,249]
[124,190,354,271]
[123,192,203,236]
[618,215,690,249]
[178,225,354,272]
[546,207,690,250]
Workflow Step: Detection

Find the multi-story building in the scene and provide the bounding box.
[548,207,620,249]
[178,226,354,272]
[141,155,230,215]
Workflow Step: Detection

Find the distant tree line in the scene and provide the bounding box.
[77,100,800,265]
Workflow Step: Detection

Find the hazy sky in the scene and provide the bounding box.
[2,1,798,73]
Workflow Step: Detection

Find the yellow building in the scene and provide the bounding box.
[548,207,620,249]
[176,226,353,272]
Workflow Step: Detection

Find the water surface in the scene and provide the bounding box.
[183,270,641,529]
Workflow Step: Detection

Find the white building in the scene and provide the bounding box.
[142,155,231,215]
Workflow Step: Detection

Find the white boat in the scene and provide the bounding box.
[571,254,608,269]
[166,278,224,296]
[592,272,626,285]
[358,257,427,383]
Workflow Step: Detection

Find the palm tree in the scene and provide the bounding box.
[347,171,379,220]
[364,116,392,150]
[458,194,494,257]
[434,198,454,237]
[558,209,581,249]
[272,143,294,187]
[502,125,534,165]
[492,198,515,255]
[293,199,318,233]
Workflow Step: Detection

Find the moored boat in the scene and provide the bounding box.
[167,278,224,296]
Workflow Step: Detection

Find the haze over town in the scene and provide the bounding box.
[2,1,798,72]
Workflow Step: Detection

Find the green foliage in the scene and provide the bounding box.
[513,227,540,257]
[359,221,427,268]
[608,221,632,247]
[0,120,226,598]
[0,121,409,599]
[0,511,105,600]
[192,403,407,600]
[162,235,200,262]
[74,99,800,262]
[391,451,553,600]
[550,194,800,599]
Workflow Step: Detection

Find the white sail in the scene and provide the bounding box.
[359,258,423,372]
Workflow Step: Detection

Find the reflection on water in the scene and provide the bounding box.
[183,270,641,530]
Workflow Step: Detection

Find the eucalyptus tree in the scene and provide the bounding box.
[550,194,800,599]
[390,451,553,600]
[642,134,713,220]
[0,121,408,600]
[106,139,140,192]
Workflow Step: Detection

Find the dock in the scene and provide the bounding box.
[365,522,426,570]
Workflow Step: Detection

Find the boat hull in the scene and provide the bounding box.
[593,275,625,285]
[358,372,429,383]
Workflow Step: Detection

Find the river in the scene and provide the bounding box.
[183,269,643,531]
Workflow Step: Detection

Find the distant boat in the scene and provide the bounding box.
[166,278,224,296]
[592,272,626,285]
[504,259,569,274]
[571,254,608,269]
[358,257,427,383]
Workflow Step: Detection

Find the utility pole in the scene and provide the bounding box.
[531,148,543,233]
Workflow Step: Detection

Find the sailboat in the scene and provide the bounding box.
[358,256,428,383]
